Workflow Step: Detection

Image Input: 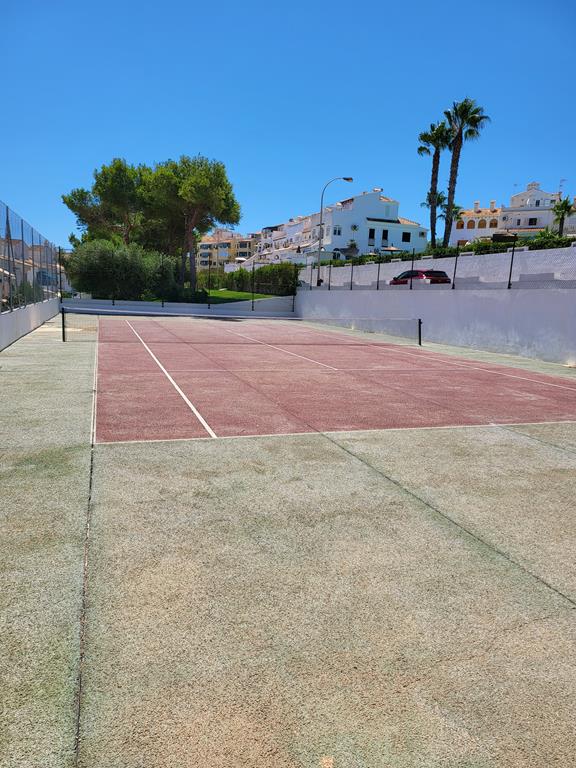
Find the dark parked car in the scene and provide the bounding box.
[389,269,451,285]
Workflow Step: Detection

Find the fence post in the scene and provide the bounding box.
[309,260,313,290]
[61,308,66,342]
[418,318,422,346]
[6,208,13,311]
[207,255,211,309]
[31,228,35,303]
[376,260,381,290]
[58,247,63,303]
[350,259,354,290]
[20,219,26,307]
[251,260,255,310]
[328,262,332,291]
[507,236,517,289]
[452,246,459,289]
[409,248,415,290]
[292,264,297,312]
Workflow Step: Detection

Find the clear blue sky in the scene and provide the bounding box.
[3,0,574,246]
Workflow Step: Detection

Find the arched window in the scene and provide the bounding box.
[456,220,464,230]
[478,219,487,229]
[489,219,498,228]
[467,220,476,229]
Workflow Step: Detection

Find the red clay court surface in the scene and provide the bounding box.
[92,316,576,443]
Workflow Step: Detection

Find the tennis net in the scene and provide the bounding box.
[59,307,422,346]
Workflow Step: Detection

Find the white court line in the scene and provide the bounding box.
[291,324,576,394]
[94,418,576,446]
[363,344,576,393]
[222,327,339,370]
[126,321,217,438]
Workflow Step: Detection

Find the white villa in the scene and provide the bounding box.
[248,189,427,264]
[450,181,576,246]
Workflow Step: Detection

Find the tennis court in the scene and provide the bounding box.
[64,310,576,443]
[3,312,576,768]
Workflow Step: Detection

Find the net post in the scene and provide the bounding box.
[61,307,66,342]
[418,318,422,346]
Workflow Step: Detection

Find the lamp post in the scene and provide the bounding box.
[316,176,353,286]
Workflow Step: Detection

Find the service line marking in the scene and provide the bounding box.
[126,321,217,438]
[222,327,338,370]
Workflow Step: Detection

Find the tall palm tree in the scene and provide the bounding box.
[417,122,452,249]
[442,99,490,247]
[552,196,576,237]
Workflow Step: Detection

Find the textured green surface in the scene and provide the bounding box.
[2,317,576,767]
[0,321,94,767]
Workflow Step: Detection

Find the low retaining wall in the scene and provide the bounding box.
[0,299,60,351]
[62,295,295,317]
[301,245,576,289]
[296,288,576,365]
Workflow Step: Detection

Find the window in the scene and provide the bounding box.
[368,228,375,244]
[402,231,411,243]
[489,219,498,228]
[467,220,475,229]
[535,200,540,207]
[381,229,388,242]
[528,217,537,226]
[456,220,464,229]
[333,226,342,236]
[419,231,426,238]
[516,219,521,226]
[478,219,487,229]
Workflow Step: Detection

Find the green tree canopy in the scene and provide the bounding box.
[142,155,241,288]
[62,159,144,245]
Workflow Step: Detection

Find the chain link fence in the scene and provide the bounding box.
[0,200,59,312]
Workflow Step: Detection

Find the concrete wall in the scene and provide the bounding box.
[0,299,59,351]
[300,245,576,289]
[296,288,576,365]
[62,295,295,317]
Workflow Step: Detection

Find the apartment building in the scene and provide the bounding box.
[250,189,427,264]
[197,229,260,269]
[450,181,575,245]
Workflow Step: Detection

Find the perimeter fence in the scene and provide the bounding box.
[0,200,59,312]
[299,244,576,291]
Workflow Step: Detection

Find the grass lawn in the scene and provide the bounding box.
[206,289,276,303]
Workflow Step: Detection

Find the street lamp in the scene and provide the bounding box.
[316,176,353,286]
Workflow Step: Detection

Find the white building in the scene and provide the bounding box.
[450,181,576,246]
[249,189,427,264]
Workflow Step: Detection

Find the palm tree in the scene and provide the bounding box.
[439,201,463,224]
[442,99,490,247]
[417,122,452,249]
[552,196,576,237]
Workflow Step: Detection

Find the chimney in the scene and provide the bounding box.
[489,200,496,212]
[473,201,480,212]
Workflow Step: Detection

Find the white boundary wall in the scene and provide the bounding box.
[302,245,576,289]
[0,299,59,351]
[296,289,576,365]
[62,295,295,317]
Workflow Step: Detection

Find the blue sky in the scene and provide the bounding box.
[3,0,574,245]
